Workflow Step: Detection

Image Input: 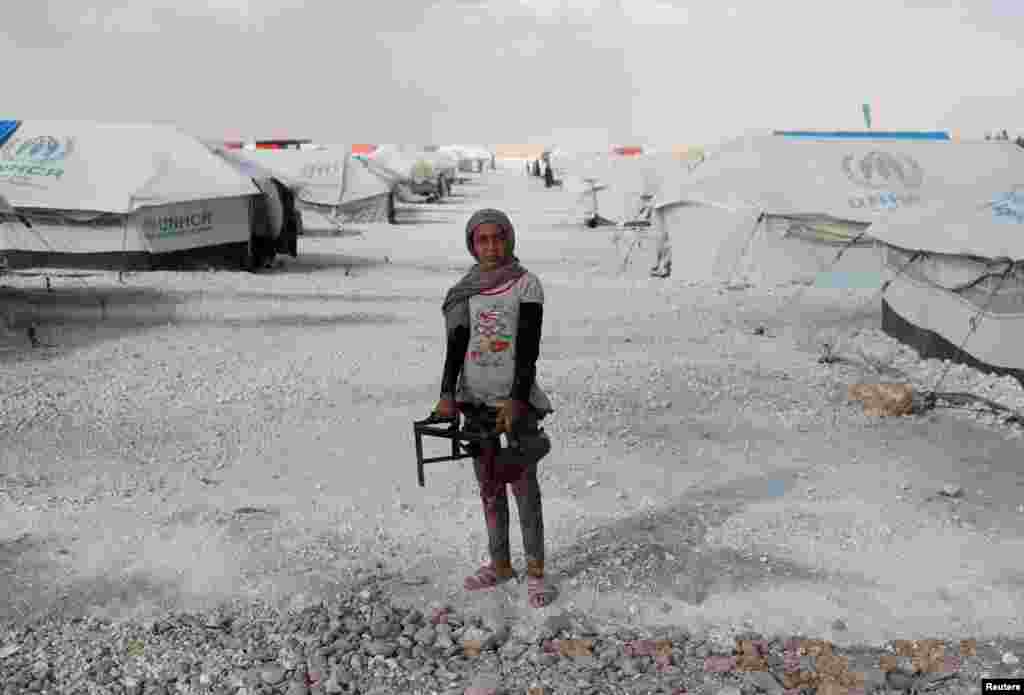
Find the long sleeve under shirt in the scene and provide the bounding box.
[440,274,544,406]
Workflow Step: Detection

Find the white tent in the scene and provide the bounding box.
[653,134,1024,287]
[444,145,491,161]
[1,122,257,212]
[660,134,1022,218]
[365,145,424,185]
[553,150,696,224]
[0,120,263,269]
[218,146,401,226]
[369,145,454,198]
[219,146,393,208]
[427,149,459,179]
[212,147,305,191]
[440,144,493,173]
[412,147,458,187]
[865,182,1024,385]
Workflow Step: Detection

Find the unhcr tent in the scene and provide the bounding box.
[218,146,397,225]
[221,147,392,206]
[0,120,265,270]
[865,178,1024,386]
[653,133,1022,286]
[205,148,309,260]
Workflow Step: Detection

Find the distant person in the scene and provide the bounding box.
[650,204,672,278]
[434,208,557,609]
[544,162,555,188]
[635,193,654,224]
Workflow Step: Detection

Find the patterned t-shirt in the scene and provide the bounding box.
[457,272,546,408]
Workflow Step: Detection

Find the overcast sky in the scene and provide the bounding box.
[4,0,1022,150]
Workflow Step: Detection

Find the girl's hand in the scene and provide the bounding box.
[496,399,528,433]
[434,398,456,418]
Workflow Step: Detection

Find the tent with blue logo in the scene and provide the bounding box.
[651,131,1023,287]
[0,120,270,270]
[864,181,1024,385]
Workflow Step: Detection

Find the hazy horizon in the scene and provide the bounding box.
[4,1,1022,150]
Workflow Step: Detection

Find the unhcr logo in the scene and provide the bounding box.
[987,186,1024,224]
[300,161,342,179]
[141,211,214,240]
[2,135,75,162]
[842,151,924,189]
[0,135,74,180]
[844,151,924,212]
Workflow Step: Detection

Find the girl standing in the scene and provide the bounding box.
[435,208,556,608]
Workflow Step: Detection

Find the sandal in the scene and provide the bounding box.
[528,575,558,608]
[464,563,515,591]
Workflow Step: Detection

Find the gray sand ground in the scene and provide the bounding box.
[2,168,1024,654]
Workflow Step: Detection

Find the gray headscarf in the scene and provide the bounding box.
[441,208,528,333]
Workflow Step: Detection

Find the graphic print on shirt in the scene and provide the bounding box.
[470,305,514,367]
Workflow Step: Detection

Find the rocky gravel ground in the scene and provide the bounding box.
[2,570,1022,695]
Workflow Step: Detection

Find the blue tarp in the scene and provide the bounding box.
[0,120,19,147]
[773,130,950,141]
[813,271,886,289]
